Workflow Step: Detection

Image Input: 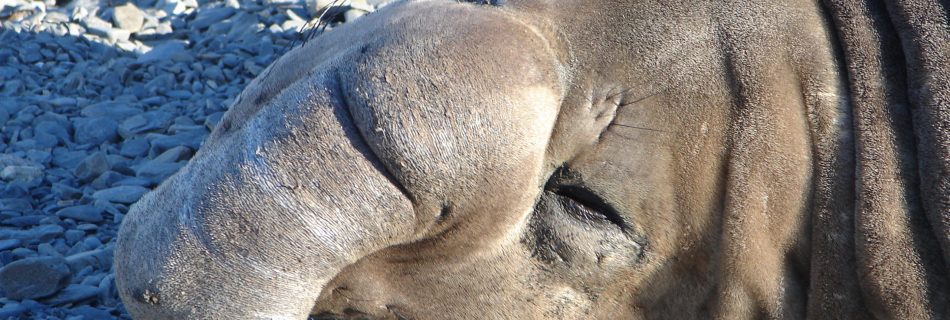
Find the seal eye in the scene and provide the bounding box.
[543,167,627,231]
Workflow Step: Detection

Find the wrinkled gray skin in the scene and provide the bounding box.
[115,0,950,319]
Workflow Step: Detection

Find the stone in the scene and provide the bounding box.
[135,161,184,183]
[114,177,153,188]
[306,0,349,16]
[152,146,193,163]
[0,256,71,300]
[98,274,117,306]
[73,117,119,145]
[112,3,145,32]
[64,230,84,245]
[4,224,65,243]
[83,16,130,44]
[136,41,186,64]
[43,284,98,306]
[71,305,112,319]
[0,165,43,182]
[73,153,110,182]
[3,215,44,227]
[203,112,224,130]
[119,138,150,158]
[82,236,102,249]
[34,121,70,145]
[65,247,113,272]
[11,248,35,259]
[0,303,28,318]
[56,206,104,223]
[37,243,61,257]
[92,186,148,204]
[51,183,82,200]
[0,155,35,168]
[49,97,78,107]
[148,129,208,155]
[51,149,87,170]
[118,111,174,138]
[191,7,235,29]
[0,239,21,251]
[1,198,31,213]
[90,170,126,189]
[80,101,143,121]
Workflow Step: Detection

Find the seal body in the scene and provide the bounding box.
[115,0,950,319]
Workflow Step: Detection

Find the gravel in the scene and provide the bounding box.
[0,0,392,317]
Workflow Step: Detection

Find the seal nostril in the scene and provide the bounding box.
[134,287,161,306]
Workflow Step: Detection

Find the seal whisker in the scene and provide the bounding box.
[608,123,668,133]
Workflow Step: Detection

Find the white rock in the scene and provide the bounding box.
[112,3,144,32]
[306,0,348,17]
[1,165,43,182]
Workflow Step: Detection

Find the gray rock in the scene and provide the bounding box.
[4,215,44,227]
[90,170,126,189]
[97,274,117,306]
[50,97,78,107]
[135,161,184,183]
[119,137,150,158]
[202,65,224,82]
[0,239,21,251]
[64,247,113,272]
[73,152,110,182]
[83,16,130,44]
[37,243,62,257]
[0,154,35,168]
[306,0,348,16]
[151,145,193,163]
[82,236,102,249]
[0,224,65,243]
[112,3,144,32]
[56,206,103,223]
[136,41,186,64]
[11,248,36,259]
[0,165,43,182]
[1,197,32,212]
[51,183,82,200]
[164,89,192,99]
[0,303,28,318]
[75,224,98,231]
[92,186,148,204]
[118,111,174,139]
[43,284,98,306]
[73,117,118,145]
[0,66,18,80]
[148,129,208,155]
[114,177,153,187]
[0,256,71,300]
[34,121,70,144]
[51,148,87,169]
[2,79,23,95]
[80,101,142,121]
[71,305,113,319]
[204,112,224,130]
[191,7,235,29]
[64,230,84,245]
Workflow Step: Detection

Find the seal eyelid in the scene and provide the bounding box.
[549,185,628,231]
[543,166,628,231]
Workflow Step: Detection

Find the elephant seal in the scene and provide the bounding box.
[115,0,950,318]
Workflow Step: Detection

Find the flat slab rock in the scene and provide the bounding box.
[0,256,72,300]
